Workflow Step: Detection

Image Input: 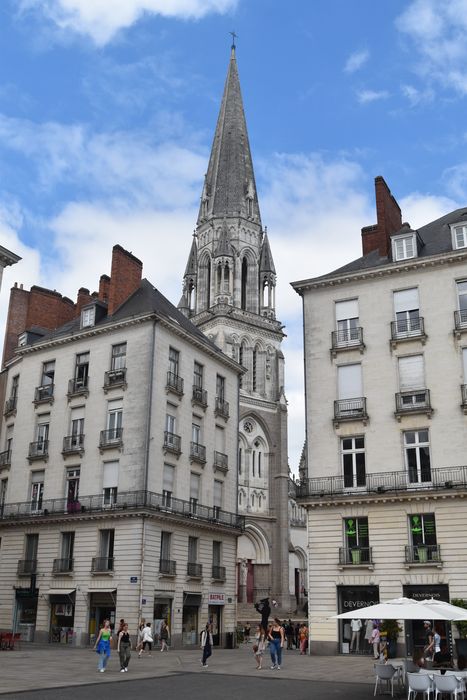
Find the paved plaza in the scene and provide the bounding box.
[0,643,389,698]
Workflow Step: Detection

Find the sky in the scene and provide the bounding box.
[1,0,467,471]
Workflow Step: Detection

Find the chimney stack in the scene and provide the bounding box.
[361,176,402,257]
[107,245,143,316]
[98,274,111,303]
[76,287,93,317]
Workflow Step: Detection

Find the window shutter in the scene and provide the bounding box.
[393,288,419,314]
[338,364,362,399]
[103,461,119,488]
[335,299,359,322]
[398,355,424,391]
[31,470,45,483]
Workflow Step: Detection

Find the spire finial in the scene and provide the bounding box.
[229,30,237,51]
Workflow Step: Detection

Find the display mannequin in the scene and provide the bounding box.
[350,618,362,652]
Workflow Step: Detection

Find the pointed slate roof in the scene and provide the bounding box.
[183,236,198,276]
[259,233,276,273]
[197,47,261,226]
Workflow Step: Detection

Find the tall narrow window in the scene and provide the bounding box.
[252,348,257,391]
[99,529,115,571]
[0,478,8,511]
[337,364,362,400]
[409,513,437,562]
[163,464,175,506]
[30,470,45,511]
[216,374,225,401]
[111,343,126,370]
[393,288,420,336]
[75,352,90,387]
[60,532,75,571]
[213,541,221,567]
[238,448,242,475]
[66,468,80,506]
[404,430,431,484]
[252,451,256,477]
[335,299,359,344]
[453,224,467,250]
[258,451,262,478]
[241,257,248,310]
[457,281,467,326]
[169,347,179,376]
[160,532,171,566]
[192,421,201,445]
[103,461,119,505]
[341,437,366,488]
[25,533,39,571]
[213,480,222,518]
[223,263,230,293]
[107,400,123,441]
[41,361,55,388]
[193,362,203,388]
[190,472,200,513]
[344,517,369,563]
[188,536,198,564]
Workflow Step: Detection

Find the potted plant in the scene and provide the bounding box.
[451,599,467,657]
[417,545,428,563]
[351,547,362,565]
[381,619,402,659]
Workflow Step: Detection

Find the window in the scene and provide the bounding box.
[75,352,89,387]
[409,513,437,561]
[99,529,115,567]
[341,437,366,488]
[258,451,262,478]
[107,400,123,439]
[25,533,39,564]
[241,257,248,310]
[398,355,425,391]
[103,461,118,505]
[66,468,80,505]
[457,281,467,325]
[392,233,416,261]
[41,360,55,388]
[335,299,360,343]
[160,531,171,562]
[463,348,467,382]
[252,347,257,391]
[393,288,420,335]
[0,478,8,510]
[214,480,222,518]
[163,464,174,506]
[344,516,369,551]
[252,451,256,477]
[70,407,84,447]
[452,223,467,250]
[188,536,198,564]
[404,430,431,483]
[192,421,202,445]
[213,541,221,567]
[10,375,19,400]
[36,418,49,449]
[81,306,95,328]
[190,472,200,513]
[168,347,179,376]
[111,343,126,371]
[193,362,203,388]
[60,531,75,564]
[165,412,176,435]
[238,447,242,475]
[216,374,225,401]
[30,471,44,511]
[338,363,362,400]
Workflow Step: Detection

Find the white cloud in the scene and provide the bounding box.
[396,0,467,96]
[356,89,390,104]
[442,163,467,200]
[399,192,460,228]
[344,49,370,74]
[19,0,238,45]
[401,83,434,107]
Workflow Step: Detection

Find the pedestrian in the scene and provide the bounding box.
[136,622,145,654]
[423,621,434,661]
[253,625,266,669]
[200,622,213,667]
[160,619,170,652]
[294,622,300,649]
[299,622,309,655]
[138,622,153,657]
[117,622,131,672]
[286,619,294,650]
[244,621,251,643]
[94,619,112,673]
[268,617,285,670]
[369,623,380,660]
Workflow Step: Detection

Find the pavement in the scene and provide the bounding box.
[0,642,392,696]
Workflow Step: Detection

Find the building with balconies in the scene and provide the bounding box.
[0,243,243,647]
[292,176,467,656]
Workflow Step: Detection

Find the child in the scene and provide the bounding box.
[253,625,266,669]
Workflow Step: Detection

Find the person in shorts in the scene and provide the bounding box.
[253,625,266,669]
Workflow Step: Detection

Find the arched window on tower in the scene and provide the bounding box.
[238,447,242,475]
[188,279,195,311]
[251,494,255,508]
[258,451,262,478]
[241,257,248,310]
[239,491,242,506]
[206,260,211,307]
[258,494,262,508]
[223,263,230,293]
[247,198,252,217]
[216,263,222,293]
[252,347,257,391]
[239,342,247,388]
[252,451,256,477]
[262,278,268,307]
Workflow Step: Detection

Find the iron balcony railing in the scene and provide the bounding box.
[187,562,202,577]
[52,558,74,574]
[159,559,176,576]
[395,389,432,414]
[212,565,226,580]
[331,327,364,349]
[192,385,208,407]
[17,559,37,576]
[334,397,368,422]
[63,434,85,453]
[339,547,373,566]
[0,449,11,467]
[104,368,126,388]
[214,397,229,419]
[405,544,441,564]
[190,442,206,463]
[462,384,467,408]
[290,517,307,528]
[34,384,54,402]
[296,464,467,500]
[213,451,228,473]
[391,316,425,340]
[166,371,184,395]
[0,489,245,530]
[91,557,114,573]
[164,431,181,454]
[4,397,17,415]
[68,377,89,395]
[28,440,49,459]
[99,428,123,448]
[455,309,467,330]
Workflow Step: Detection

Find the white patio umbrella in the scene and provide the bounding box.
[418,598,467,622]
[332,597,466,621]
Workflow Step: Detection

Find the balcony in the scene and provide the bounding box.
[454,309,467,338]
[405,544,442,567]
[28,440,49,461]
[0,449,11,467]
[214,397,229,420]
[213,451,228,475]
[338,547,373,568]
[187,562,202,578]
[17,559,37,576]
[297,464,467,502]
[67,376,89,399]
[390,316,426,348]
[192,385,208,408]
[99,428,123,451]
[163,431,181,456]
[159,559,176,576]
[34,384,54,405]
[331,327,365,357]
[4,396,17,416]
[212,565,226,581]
[52,558,74,574]
[62,434,85,455]
[290,517,307,528]
[395,389,432,420]
[103,368,127,392]
[166,371,184,397]
[333,397,368,427]
[190,442,206,464]
[462,385,467,414]
[0,489,245,531]
[91,556,114,574]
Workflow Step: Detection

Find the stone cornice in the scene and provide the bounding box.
[303,490,467,509]
[194,308,285,342]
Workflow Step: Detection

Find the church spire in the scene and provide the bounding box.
[197,46,261,226]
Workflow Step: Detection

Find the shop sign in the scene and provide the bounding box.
[208,593,225,606]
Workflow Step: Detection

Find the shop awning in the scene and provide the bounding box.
[47,589,76,604]
[87,588,117,594]
[47,589,75,596]
[88,588,117,605]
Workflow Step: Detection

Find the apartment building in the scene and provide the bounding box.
[0,244,243,646]
[292,176,467,655]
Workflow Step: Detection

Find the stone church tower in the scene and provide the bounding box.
[179,47,290,609]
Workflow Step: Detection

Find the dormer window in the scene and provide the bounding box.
[392,233,417,262]
[18,332,28,347]
[81,305,95,328]
[452,223,467,250]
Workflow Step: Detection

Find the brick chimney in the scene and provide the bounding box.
[361,176,402,257]
[98,274,111,303]
[107,245,143,316]
[75,287,94,317]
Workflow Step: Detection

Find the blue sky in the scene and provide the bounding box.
[1,0,467,469]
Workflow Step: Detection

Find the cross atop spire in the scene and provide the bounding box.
[229,30,237,49]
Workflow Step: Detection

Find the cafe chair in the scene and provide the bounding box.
[407,672,433,700]
[433,673,464,700]
[374,663,399,697]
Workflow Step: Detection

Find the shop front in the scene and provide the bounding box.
[154,594,173,645]
[182,593,201,646]
[48,589,76,644]
[208,592,224,646]
[403,584,451,657]
[14,587,38,642]
[88,589,116,644]
[337,585,379,655]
